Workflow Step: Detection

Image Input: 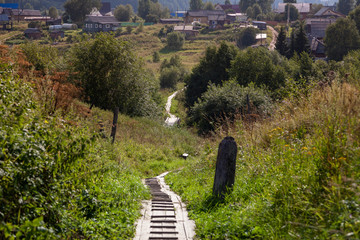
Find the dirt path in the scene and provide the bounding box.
[134,172,195,240]
[268,26,278,51]
[165,90,181,126]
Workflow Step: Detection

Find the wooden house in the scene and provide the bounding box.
[84,15,120,33]
[12,9,41,21]
[184,10,228,28]
[215,4,242,13]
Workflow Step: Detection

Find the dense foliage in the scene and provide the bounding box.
[0,63,148,239]
[70,33,160,117]
[185,42,238,107]
[325,18,360,61]
[169,81,360,239]
[188,81,272,134]
[166,32,185,50]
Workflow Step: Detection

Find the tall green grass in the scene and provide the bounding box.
[167,82,360,239]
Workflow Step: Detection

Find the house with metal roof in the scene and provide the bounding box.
[174,25,199,37]
[12,9,41,21]
[84,15,120,33]
[314,6,345,18]
[184,10,228,28]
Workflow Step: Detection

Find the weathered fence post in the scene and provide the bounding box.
[110,107,119,144]
[212,136,238,198]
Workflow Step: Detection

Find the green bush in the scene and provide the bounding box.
[166,32,185,50]
[229,47,287,93]
[160,66,181,89]
[236,27,258,48]
[152,51,160,62]
[188,81,272,134]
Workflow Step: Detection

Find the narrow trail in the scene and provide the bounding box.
[134,172,195,240]
[165,90,180,126]
[268,26,278,51]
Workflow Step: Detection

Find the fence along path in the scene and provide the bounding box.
[134,172,195,240]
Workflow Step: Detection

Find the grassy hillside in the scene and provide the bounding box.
[166,82,360,239]
[0,50,204,238]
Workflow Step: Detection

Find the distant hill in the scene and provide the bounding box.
[12,0,224,13]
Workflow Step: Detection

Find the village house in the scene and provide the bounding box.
[305,6,344,40]
[160,18,183,24]
[215,4,242,13]
[313,6,345,19]
[275,3,312,19]
[184,10,228,28]
[84,15,120,33]
[174,25,199,37]
[12,9,41,21]
[0,12,12,30]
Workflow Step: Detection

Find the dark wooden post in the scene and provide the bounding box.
[212,136,238,197]
[110,107,119,144]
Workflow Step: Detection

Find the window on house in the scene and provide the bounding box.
[106,24,110,28]
[193,18,196,21]
[198,18,201,22]
[99,24,102,28]
[95,24,98,28]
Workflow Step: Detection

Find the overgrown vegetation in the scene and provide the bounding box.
[168,80,360,239]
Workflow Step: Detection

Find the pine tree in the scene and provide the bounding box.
[287,29,295,58]
[294,22,310,54]
[275,27,288,56]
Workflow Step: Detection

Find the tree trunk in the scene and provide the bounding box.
[110,107,119,144]
[212,137,238,198]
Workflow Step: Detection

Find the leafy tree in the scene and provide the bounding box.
[160,67,181,89]
[114,4,133,21]
[185,42,238,107]
[246,6,254,18]
[225,0,231,4]
[64,0,100,25]
[190,0,203,10]
[275,26,288,56]
[204,2,215,10]
[240,0,255,12]
[49,6,58,19]
[237,27,257,48]
[24,2,33,9]
[70,33,159,116]
[229,47,287,91]
[166,32,185,50]
[253,3,262,18]
[138,0,151,18]
[349,5,360,33]
[337,0,355,15]
[324,18,360,61]
[294,21,310,54]
[21,42,59,72]
[284,4,299,21]
[188,81,272,134]
[159,55,186,89]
